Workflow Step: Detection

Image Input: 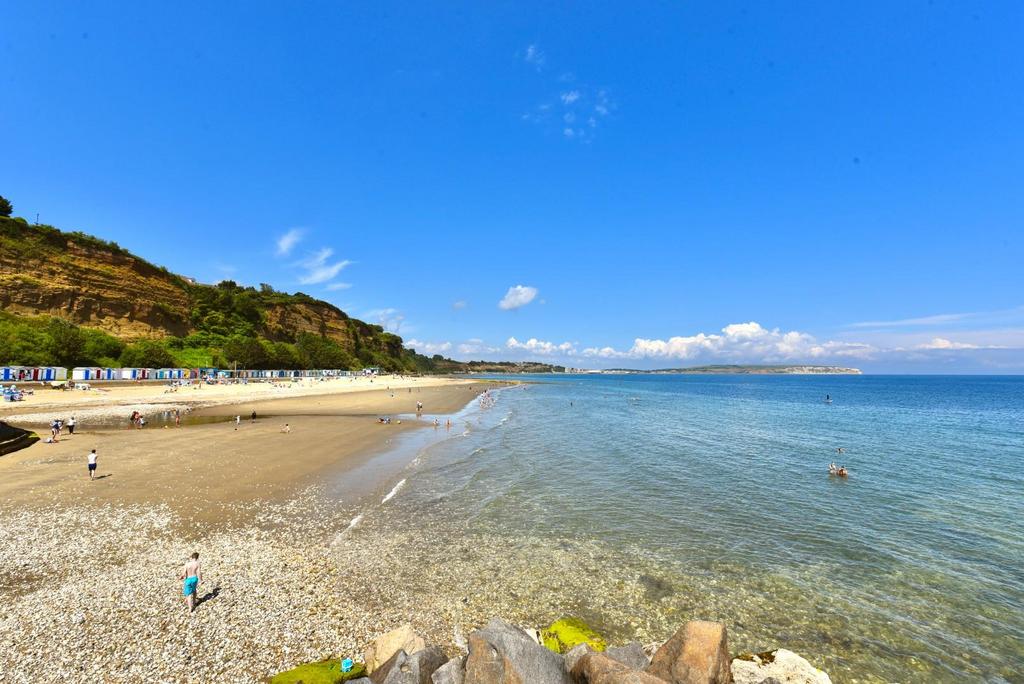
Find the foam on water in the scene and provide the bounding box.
[381,479,406,504]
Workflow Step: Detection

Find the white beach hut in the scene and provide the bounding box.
[119,368,153,380]
[72,367,102,381]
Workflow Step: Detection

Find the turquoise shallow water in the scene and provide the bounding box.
[359,375,1024,682]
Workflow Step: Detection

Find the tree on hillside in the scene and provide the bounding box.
[119,340,176,368]
[46,319,86,367]
[0,195,12,217]
[223,336,268,369]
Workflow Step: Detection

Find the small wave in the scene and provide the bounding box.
[344,513,364,532]
[382,479,407,504]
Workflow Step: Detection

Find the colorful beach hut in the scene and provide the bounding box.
[2,366,25,382]
[119,368,152,380]
[72,367,113,381]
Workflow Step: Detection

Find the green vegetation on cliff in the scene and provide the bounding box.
[0,216,427,371]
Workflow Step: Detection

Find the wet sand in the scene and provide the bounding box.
[0,378,484,525]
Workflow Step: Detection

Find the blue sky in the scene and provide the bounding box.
[2,2,1022,372]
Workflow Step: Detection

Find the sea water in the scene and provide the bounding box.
[351,375,1024,682]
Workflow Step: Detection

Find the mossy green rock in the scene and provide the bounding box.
[269,660,366,684]
[540,617,607,654]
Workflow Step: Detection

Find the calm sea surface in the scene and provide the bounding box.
[354,375,1024,682]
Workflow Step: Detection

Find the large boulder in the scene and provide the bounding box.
[563,643,595,673]
[464,618,573,684]
[605,643,650,671]
[731,650,831,684]
[431,656,466,684]
[571,652,667,684]
[365,625,427,674]
[567,643,650,674]
[370,647,447,684]
[646,621,732,684]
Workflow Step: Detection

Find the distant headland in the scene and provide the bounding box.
[565,365,863,375]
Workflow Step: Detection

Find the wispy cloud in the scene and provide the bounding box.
[847,306,1024,329]
[498,285,539,310]
[297,248,351,285]
[366,308,406,333]
[560,90,580,105]
[404,339,452,355]
[523,44,545,70]
[325,282,352,291]
[276,228,303,256]
[520,47,615,142]
[452,300,467,310]
[458,338,501,356]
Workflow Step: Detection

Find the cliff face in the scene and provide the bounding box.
[0,233,192,338]
[0,217,383,352]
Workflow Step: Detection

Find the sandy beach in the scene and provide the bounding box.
[0,376,484,521]
[0,376,499,683]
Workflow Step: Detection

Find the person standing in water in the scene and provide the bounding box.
[180,552,202,613]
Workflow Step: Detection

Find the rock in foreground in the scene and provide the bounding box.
[464,617,573,684]
[731,649,831,684]
[646,620,732,684]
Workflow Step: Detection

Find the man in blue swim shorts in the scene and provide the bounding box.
[179,552,202,612]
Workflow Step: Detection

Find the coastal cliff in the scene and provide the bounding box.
[0,217,421,371]
[0,218,192,338]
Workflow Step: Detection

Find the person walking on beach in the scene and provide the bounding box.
[174,408,181,427]
[250,410,257,423]
[87,449,97,479]
[67,416,77,435]
[180,552,202,613]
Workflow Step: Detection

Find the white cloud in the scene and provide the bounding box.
[619,322,875,362]
[524,44,545,69]
[916,337,980,350]
[506,337,576,356]
[298,248,351,285]
[500,321,1023,369]
[560,90,581,105]
[581,346,631,359]
[325,282,352,291]
[276,228,303,256]
[405,339,452,355]
[452,300,467,310]
[498,285,539,310]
